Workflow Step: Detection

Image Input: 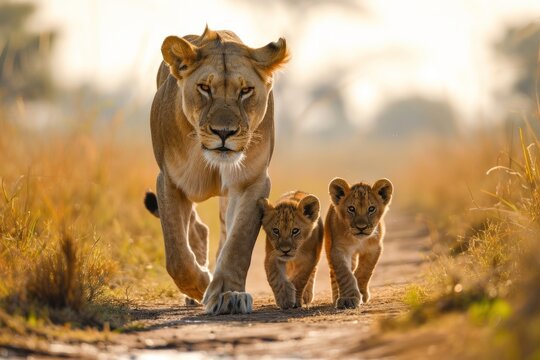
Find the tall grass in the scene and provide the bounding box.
[0,104,175,335]
[400,124,540,358]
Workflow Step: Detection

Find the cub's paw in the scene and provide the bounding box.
[184,297,201,306]
[336,296,361,309]
[302,288,314,306]
[275,284,297,310]
[360,288,371,304]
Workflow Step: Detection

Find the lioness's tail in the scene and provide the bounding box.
[144,191,160,218]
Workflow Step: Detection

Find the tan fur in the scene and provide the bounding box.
[324,178,393,309]
[259,192,323,309]
[149,27,288,315]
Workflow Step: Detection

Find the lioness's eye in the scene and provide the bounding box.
[272,228,280,235]
[240,87,254,97]
[368,206,376,214]
[347,206,356,214]
[292,228,300,235]
[198,84,211,93]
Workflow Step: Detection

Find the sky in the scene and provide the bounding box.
[28,0,540,126]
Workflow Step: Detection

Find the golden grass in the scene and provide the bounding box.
[398,124,540,358]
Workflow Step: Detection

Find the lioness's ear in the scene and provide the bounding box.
[257,198,273,215]
[298,195,320,222]
[250,38,289,74]
[372,179,393,205]
[329,178,350,206]
[161,36,200,79]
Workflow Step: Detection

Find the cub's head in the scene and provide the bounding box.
[258,195,320,260]
[329,178,393,238]
[161,27,288,168]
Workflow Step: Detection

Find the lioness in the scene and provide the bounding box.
[259,192,323,309]
[325,178,393,309]
[145,27,288,315]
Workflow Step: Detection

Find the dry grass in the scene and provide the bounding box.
[398,124,540,358]
[0,104,179,343]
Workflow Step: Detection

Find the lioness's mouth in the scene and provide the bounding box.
[202,145,235,153]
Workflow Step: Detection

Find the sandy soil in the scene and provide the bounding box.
[5,214,433,359]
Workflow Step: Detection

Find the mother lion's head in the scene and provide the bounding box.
[161,27,288,167]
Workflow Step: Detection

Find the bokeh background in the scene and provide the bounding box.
[2,0,540,312]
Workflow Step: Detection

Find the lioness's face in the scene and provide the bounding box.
[182,56,271,166]
[329,178,393,238]
[161,29,288,167]
[259,195,320,260]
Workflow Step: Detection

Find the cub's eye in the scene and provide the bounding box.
[197,84,211,93]
[347,206,356,214]
[272,228,280,236]
[291,228,300,236]
[240,87,254,97]
[368,206,376,214]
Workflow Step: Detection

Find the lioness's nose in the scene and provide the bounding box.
[210,127,238,142]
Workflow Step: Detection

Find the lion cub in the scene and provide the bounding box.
[325,178,393,309]
[259,191,324,309]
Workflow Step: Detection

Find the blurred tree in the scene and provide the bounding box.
[496,22,540,99]
[0,0,56,103]
[370,96,457,138]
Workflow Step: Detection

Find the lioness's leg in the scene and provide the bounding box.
[157,173,211,301]
[265,240,296,309]
[329,248,361,309]
[188,210,209,268]
[354,246,382,303]
[202,175,270,315]
[216,196,228,260]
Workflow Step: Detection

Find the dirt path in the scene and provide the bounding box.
[10,214,430,359]
[114,213,430,359]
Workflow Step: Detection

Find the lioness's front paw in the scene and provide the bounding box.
[336,296,361,309]
[204,291,253,315]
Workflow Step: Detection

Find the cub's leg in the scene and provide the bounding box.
[354,245,382,303]
[265,239,296,309]
[329,268,339,304]
[157,173,211,301]
[290,256,318,307]
[301,269,316,305]
[292,222,323,306]
[329,248,361,309]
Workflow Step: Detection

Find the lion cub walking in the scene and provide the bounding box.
[259,191,324,309]
[325,178,393,309]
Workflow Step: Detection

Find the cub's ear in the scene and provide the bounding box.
[298,195,320,222]
[250,38,289,74]
[372,179,393,205]
[161,36,200,79]
[329,178,350,206]
[257,198,274,215]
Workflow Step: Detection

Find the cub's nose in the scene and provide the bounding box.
[279,245,292,254]
[210,127,238,142]
[356,223,369,231]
